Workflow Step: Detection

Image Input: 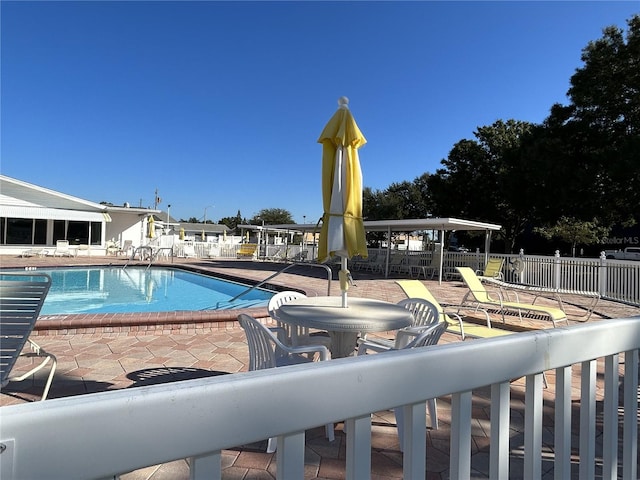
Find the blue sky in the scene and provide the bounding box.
[2,1,638,224]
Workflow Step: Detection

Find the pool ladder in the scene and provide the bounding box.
[228,262,333,303]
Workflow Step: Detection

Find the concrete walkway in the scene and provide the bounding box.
[1,256,639,479]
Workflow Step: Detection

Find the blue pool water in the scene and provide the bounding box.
[4,267,273,314]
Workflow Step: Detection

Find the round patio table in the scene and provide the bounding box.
[277,296,413,358]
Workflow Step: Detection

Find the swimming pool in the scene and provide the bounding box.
[4,266,274,314]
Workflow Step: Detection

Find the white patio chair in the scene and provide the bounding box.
[237,314,335,453]
[52,240,75,257]
[357,297,440,350]
[182,244,197,258]
[0,272,56,401]
[267,291,331,351]
[358,321,447,451]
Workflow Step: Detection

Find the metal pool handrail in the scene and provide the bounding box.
[229,262,333,302]
[123,247,174,270]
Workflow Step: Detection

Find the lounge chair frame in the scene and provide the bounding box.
[456,267,568,327]
[1,272,56,401]
[481,277,600,322]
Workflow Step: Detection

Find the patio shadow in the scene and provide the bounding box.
[126,367,229,387]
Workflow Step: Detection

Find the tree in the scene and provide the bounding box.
[386,177,431,219]
[545,14,640,227]
[219,210,245,231]
[249,208,293,225]
[534,216,610,257]
[428,119,534,252]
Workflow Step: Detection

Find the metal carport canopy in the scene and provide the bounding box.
[361,217,502,282]
[361,217,501,233]
[274,217,502,283]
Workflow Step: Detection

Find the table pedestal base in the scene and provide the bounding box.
[329,332,360,358]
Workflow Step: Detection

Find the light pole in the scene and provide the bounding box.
[203,205,214,224]
[302,215,307,251]
[166,204,172,237]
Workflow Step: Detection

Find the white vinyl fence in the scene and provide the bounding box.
[427,249,640,306]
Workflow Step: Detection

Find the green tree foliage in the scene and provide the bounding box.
[250,208,294,225]
[544,15,640,226]
[362,175,433,248]
[363,174,432,221]
[219,210,245,231]
[533,216,610,257]
[428,119,534,252]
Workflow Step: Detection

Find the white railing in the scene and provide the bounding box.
[1,318,638,479]
[172,242,311,262]
[501,252,640,306]
[408,249,640,306]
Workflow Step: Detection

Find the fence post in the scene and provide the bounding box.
[599,251,607,297]
[554,250,561,290]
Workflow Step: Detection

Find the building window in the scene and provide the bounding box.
[5,218,33,245]
[90,222,102,245]
[34,219,47,244]
[53,220,66,242]
[2,217,103,246]
[67,221,89,245]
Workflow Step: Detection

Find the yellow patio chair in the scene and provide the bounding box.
[236,243,257,259]
[476,257,504,280]
[396,280,511,340]
[456,267,568,327]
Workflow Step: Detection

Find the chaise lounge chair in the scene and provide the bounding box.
[52,240,76,257]
[395,280,549,387]
[456,267,568,327]
[410,251,441,280]
[480,275,600,322]
[396,280,512,340]
[476,257,504,280]
[0,272,56,401]
[236,243,258,259]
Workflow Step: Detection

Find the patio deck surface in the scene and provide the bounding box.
[1,255,639,479]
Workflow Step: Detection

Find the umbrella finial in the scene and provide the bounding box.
[338,96,349,109]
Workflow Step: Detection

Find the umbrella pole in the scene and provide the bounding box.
[340,257,348,307]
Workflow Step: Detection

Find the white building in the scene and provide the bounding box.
[0,175,159,256]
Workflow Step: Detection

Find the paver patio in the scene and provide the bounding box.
[1,256,638,479]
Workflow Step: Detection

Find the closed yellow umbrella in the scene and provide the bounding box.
[147,216,155,239]
[318,97,367,307]
[179,228,185,241]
